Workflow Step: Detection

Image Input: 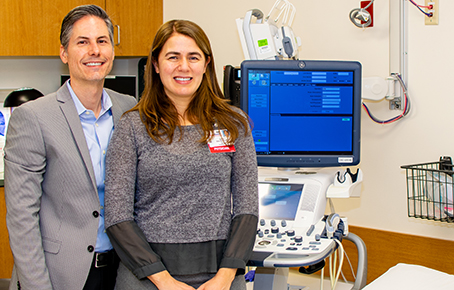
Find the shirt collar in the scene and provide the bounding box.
[66,81,112,116]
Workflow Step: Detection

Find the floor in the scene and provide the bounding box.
[0,279,9,290]
[246,268,354,290]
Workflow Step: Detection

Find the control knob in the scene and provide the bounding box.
[287,230,295,237]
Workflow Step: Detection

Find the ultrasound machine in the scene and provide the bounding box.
[236,60,367,289]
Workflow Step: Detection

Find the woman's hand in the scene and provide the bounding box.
[148,270,196,290]
[197,268,237,290]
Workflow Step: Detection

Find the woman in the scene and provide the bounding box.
[104,19,258,290]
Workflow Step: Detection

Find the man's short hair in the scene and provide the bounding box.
[60,5,114,50]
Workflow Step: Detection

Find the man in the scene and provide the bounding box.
[4,5,136,290]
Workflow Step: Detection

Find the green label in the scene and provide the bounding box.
[257,39,268,47]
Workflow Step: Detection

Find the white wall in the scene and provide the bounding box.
[164,0,454,241]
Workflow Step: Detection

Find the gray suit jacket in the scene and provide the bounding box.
[4,84,137,290]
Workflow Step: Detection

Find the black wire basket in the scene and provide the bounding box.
[401,156,454,223]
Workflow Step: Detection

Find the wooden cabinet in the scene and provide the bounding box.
[107,0,162,56]
[0,187,13,279]
[0,0,162,56]
[0,1,104,56]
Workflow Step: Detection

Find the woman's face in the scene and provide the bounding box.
[154,33,210,104]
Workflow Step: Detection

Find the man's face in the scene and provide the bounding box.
[60,16,114,87]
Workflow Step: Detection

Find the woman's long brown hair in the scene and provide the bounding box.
[128,19,250,144]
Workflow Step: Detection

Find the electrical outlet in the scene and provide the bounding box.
[425,0,439,25]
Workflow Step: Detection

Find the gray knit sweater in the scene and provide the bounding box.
[104,110,258,279]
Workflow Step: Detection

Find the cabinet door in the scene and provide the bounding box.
[106,0,163,56]
[0,187,12,279]
[0,0,105,56]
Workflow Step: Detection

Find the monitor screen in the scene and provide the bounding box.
[240,60,361,168]
[258,183,304,220]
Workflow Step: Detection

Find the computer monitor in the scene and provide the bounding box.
[240,60,361,168]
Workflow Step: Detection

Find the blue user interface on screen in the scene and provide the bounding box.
[247,70,354,154]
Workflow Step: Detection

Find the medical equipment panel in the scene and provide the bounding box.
[249,168,337,267]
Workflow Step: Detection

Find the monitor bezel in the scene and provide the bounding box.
[240,60,362,168]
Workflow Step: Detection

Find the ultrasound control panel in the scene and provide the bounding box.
[248,168,337,268]
[254,218,332,256]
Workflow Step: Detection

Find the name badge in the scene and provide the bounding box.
[208,129,236,153]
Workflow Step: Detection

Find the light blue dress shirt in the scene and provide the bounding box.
[67,82,113,253]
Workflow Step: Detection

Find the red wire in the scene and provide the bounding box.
[409,0,431,9]
[362,74,409,125]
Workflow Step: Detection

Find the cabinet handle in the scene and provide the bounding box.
[115,25,120,46]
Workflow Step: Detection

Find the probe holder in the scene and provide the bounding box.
[326,168,363,198]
